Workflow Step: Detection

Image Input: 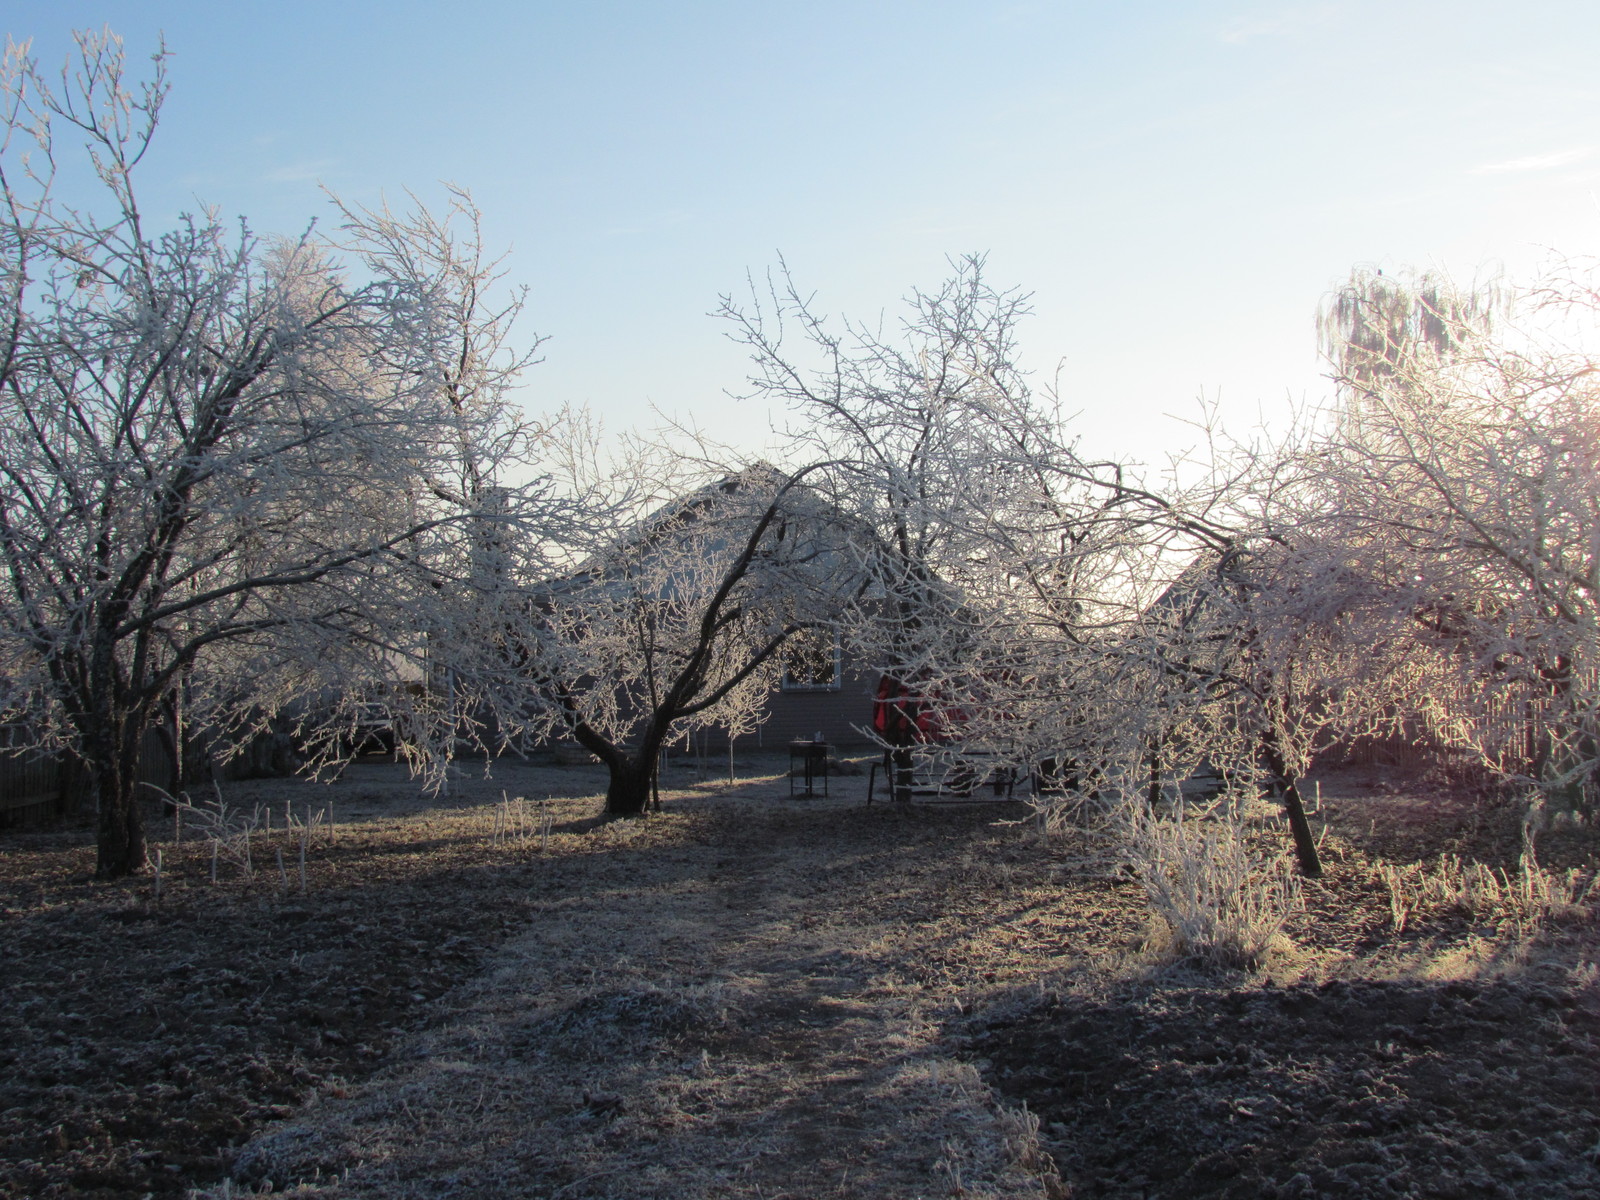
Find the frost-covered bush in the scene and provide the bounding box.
[1123,807,1301,969]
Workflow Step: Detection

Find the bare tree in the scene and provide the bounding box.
[1312,262,1600,820]
[506,434,864,817]
[0,32,545,876]
[724,258,1350,874]
[320,187,552,768]
[720,257,1108,794]
[721,257,1256,809]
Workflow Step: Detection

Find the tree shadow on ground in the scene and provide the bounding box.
[964,966,1600,1199]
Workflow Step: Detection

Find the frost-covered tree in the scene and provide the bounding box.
[724,258,1360,874]
[319,187,551,767]
[0,32,545,876]
[1312,263,1600,819]
[507,433,864,817]
[720,258,1131,794]
[723,258,1277,820]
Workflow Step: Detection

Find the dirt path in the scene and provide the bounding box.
[230,773,1085,1199]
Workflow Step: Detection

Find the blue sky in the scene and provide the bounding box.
[8,2,1600,465]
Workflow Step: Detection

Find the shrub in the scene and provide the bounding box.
[1123,808,1301,969]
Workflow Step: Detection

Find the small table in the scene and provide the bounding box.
[789,740,830,798]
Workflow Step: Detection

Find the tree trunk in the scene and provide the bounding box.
[570,720,661,819]
[74,696,153,879]
[153,697,181,801]
[92,750,147,879]
[1275,774,1322,879]
[1259,731,1322,878]
[603,756,655,818]
[1147,736,1163,809]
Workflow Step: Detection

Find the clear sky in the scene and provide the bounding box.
[8,2,1600,467]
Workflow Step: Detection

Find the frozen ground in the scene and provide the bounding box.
[1,755,1595,1198]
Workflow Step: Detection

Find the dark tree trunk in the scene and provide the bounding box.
[153,705,181,801]
[92,748,147,879]
[1147,737,1164,809]
[1259,730,1322,878]
[74,693,153,879]
[571,718,664,820]
[603,757,655,818]
[1275,774,1322,880]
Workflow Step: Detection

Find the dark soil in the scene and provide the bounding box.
[968,966,1600,1198]
[0,777,564,1199]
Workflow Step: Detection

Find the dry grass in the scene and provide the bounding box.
[200,759,1086,1199]
[1121,807,1302,970]
[1381,851,1598,934]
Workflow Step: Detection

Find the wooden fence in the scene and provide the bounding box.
[0,724,173,827]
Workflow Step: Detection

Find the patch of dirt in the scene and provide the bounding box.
[968,967,1600,1198]
[1,756,1596,1198]
[0,758,619,1199]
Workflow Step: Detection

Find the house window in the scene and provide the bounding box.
[781,627,841,691]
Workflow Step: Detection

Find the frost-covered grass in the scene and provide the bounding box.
[1122,805,1302,970]
[1381,852,1597,934]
